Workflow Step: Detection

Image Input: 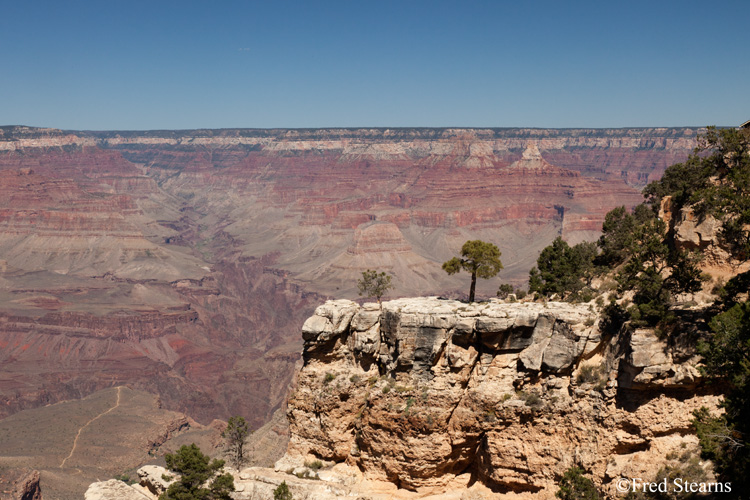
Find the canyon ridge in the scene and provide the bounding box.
[0,126,701,496]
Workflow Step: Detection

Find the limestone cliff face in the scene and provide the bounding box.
[284,298,720,497]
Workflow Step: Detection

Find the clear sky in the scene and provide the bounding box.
[2,0,748,130]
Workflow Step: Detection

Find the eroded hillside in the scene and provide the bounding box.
[0,126,697,430]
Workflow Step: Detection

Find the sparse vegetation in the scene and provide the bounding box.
[323,372,336,384]
[622,447,709,499]
[222,416,251,470]
[576,364,607,391]
[404,397,415,414]
[357,269,394,304]
[517,390,543,410]
[497,283,514,299]
[294,469,319,480]
[114,473,135,485]
[273,481,293,500]
[555,466,601,500]
[443,240,503,302]
[159,443,234,500]
[304,459,323,471]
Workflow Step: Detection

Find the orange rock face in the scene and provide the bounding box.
[285,298,721,496]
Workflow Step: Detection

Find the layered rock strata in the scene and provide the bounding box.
[283,298,719,497]
[0,125,698,432]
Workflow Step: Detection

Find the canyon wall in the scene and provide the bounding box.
[0,125,699,429]
[281,298,719,498]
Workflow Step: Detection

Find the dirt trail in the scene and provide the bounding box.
[59,386,122,468]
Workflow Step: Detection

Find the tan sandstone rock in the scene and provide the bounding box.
[282,297,720,497]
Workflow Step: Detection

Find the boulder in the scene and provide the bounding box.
[137,466,174,497]
[84,480,152,500]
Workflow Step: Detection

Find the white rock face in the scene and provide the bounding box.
[137,465,175,497]
[84,479,153,500]
[522,142,543,160]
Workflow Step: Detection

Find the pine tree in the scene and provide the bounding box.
[357,269,394,305]
[160,444,234,500]
[443,240,503,302]
[555,466,600,500]
[222,416,251,470]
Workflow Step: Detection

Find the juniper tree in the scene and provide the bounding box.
[222,416,251,470]
[443,240,503,302]
[357,269,393,305]
[160,444,234,500]
[555,466,601,500]
[273,481,293,500]
[529,237,597,300]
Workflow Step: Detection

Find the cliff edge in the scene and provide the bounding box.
[84,296,721,499]
[279,297,720,498]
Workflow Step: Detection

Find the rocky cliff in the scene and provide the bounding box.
[0,469,41,500]
[85,296,719,500]
[0,126,698,431]
[279,297,719,498]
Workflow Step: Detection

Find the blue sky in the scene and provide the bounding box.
[2,0,748,130]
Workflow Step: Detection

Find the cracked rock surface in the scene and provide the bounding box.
[284,297,721,497]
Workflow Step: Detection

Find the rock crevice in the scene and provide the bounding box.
[285,297,721,496]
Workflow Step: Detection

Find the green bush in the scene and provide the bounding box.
[497,283,514,299]
[160,444,234,500]
[304,459,323,471]
[114,474,135,485]
[530,238,598,300]
[517,390,544,410]
[273,481,293,500]
[556,466,601,500]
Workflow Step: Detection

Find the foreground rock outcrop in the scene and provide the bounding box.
[84,296,721,499]
[281,297,720,497]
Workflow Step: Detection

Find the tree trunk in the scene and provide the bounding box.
[469,272,477,302]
